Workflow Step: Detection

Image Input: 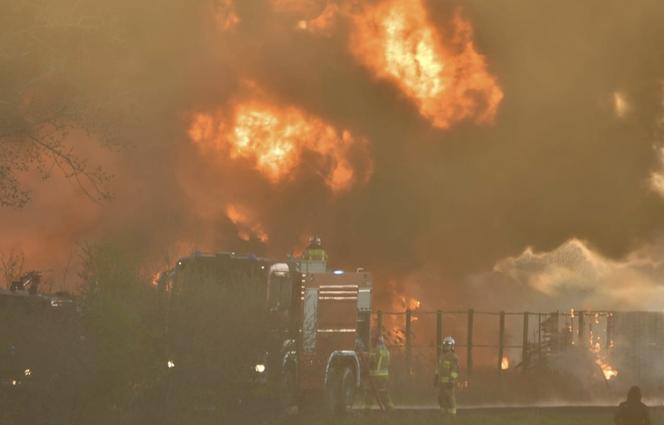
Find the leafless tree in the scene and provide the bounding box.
[0,247,25,287]
[0,1,130,207]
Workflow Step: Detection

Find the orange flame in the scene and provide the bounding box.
[349,0,503,129]
[380,290,421,343]
[226,203,269,242]
[595,357,618,381]
[501,356,509,370]
[397,295,421,311]
[189,100,369,192]
[588,315,618,381]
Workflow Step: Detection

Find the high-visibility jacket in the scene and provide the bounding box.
[437,351,459,384]
[304,248,328,261]
[370,345,390,377]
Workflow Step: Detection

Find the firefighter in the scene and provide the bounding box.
[303,236,328,262]
[615,386,651,425]
[365,335,393,410]
[435,336,459,416]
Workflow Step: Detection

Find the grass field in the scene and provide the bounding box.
[267,406,664,425]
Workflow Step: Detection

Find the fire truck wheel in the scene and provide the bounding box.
[279,368,297,410]
[326,366,355,414]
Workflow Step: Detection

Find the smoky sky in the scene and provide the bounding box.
[1,0,664,304]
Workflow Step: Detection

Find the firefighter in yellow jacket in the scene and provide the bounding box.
[435,336,460,415]
[303,236,328,262]
[366,336,394,410]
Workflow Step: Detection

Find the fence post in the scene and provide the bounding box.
[498,311,505,373]
[606,312,613,351]
[376,310,383,343]
[522,312,529,373]
[405,309,412,375]
[467,309,474,379]
[436,310,442,361]
[569,311,575,349]
[538,313,542,363]
[553,311,560,352]
[578,311,585,347]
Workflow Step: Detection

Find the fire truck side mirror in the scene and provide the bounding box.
[358,288,371,312]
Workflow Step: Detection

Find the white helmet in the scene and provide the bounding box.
[442,336,455,351]
[308,236,322,249]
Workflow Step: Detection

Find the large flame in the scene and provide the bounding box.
[349,0,503,129]
[189,99,368,192]
[226,203,269,242]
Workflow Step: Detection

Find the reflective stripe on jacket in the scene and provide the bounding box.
[304,248,328,261]
[370,346,390,377]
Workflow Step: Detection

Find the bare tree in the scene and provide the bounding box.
[0,1,129,207]
[0,248,25,287]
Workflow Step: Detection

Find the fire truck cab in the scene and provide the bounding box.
[267,255,372,412]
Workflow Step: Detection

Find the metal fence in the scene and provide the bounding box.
[370,309,632,377]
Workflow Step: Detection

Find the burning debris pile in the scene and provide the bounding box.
[516,310,620,385]
[589,313,619,382]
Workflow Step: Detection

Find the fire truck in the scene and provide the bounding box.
[165,241,373,413]
[266,260,372,412]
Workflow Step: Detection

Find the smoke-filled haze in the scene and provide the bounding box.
[2,0,664,310]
